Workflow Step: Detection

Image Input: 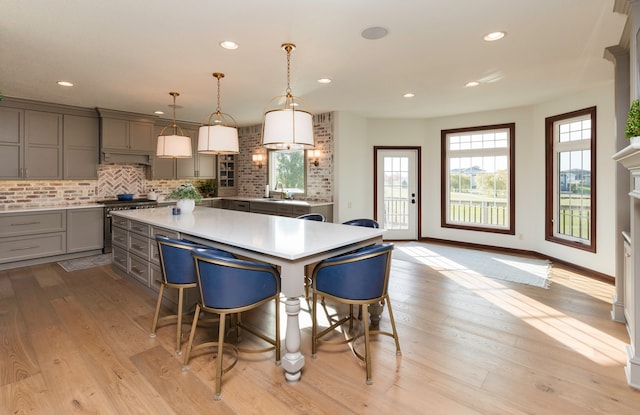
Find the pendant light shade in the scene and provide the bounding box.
[156,92,192,158]
[262,43,314,150]
[198,72,239,154]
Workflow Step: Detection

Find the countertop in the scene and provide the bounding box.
[0,202,105,214]
[221,196,332,207]
[111,206,381,260]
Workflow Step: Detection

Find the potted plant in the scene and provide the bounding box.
[166,182,202,213]
[197,180,216,197]
[626,99,640,143]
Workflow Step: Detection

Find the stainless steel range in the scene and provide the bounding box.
[99,198,158,253]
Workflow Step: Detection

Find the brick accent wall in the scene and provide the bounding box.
[237,112,333,202]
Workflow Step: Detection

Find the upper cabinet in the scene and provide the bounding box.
[98,108,155,164]
[176,125,216,179]
[64,114,99,179]
[148,121,216,180]
[0,99,98,180]
[217,154,236,196]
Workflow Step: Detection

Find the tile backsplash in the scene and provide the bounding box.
[0,164,195,208]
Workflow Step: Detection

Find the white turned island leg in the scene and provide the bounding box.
[281,297,305,382]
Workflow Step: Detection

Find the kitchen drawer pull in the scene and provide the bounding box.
[10,245,39,251]
[131,266,144,275]
[131,244,144,250]
[115,257,125,264]
[132,226,145,232]
[11,221,41,226]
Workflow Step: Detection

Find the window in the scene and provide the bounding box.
[268,149,307,195]
[545,107,596,252]
[441,123,515,234]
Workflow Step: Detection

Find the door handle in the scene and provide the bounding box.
[411,199,416,204]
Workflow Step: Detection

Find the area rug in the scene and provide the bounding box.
[392,242,551,288]
[58,254,112,272]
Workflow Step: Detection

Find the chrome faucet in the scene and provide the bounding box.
[274,182,285,199]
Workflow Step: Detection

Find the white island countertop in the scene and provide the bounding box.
[110,205,385,383]
[111,206,383,261]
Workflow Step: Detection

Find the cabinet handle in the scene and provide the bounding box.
[132,244,144,251]
[11,221,41,226]
[115,257,125,264]
[11,245,39,251]
[131,266,144,275]
[132,226,144,232]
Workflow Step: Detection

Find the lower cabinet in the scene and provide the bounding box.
[0,207,104,267]
[111,217,196,311]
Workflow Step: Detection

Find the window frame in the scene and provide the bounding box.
[544,106,596,252]
[268,149,309,196]
[440,123,516,234]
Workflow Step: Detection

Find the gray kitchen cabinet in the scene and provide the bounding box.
[0,98,98,179]
[0,105,63,179]
[64,114,99,179]
[148,124,176,179]
[25,110,63,179]
[217,154,236,196]
[0,106,22,178]
[0,210,66,264]
[67,208,103,253]
[99,108,156,155]
[176,126,216,179]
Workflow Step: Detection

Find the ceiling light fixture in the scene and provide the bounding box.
[220,40,239,50]
[317,78,332,84]
[262,43,314,150]
[465,81,480,87]
[198,72,239,154]
[361,26,388,40]
[57,81,74,87]
[483,31,506,41]
[403,93,415,98]
[156,92,192,158]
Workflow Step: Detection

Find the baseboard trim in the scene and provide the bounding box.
[417,237,614,284]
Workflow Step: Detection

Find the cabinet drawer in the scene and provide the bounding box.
[128,254,151,286]
[112,226,128,249]
[151,226,180,240]
[129,220,150,237]
[112,216,128,229]
[0,211,65,237]
[0,232,66,263]
[128,232,150,260]
[112,246,128,272]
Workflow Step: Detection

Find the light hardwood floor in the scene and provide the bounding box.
[1,244,639,414]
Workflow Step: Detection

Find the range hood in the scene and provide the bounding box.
[101,151,152,165]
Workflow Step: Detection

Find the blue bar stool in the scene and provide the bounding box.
[151,236,234,356]
[311,243,401,385]
[296,213,326,221]
[183,249,281,401]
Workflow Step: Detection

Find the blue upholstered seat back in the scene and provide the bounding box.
[296,213,326,222]
[342,218,380,228]
[156,236,233,284]
[192,249,280,309]
[314,243,393,301]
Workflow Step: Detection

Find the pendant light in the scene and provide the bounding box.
[156,92,192,158]
[198,72,239,154]
[262,43,314,150]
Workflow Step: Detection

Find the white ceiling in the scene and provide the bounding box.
[0,0,628,127]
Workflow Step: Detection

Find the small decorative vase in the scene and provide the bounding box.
[177,199,195,213]
[631,136,640,145]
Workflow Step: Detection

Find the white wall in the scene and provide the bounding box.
[335,81,616,276]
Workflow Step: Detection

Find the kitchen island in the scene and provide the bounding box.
[110,206,384,383]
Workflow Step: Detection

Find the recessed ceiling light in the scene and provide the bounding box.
[220,40,238,50]
[465,81,480,87]
[403,93,415,98]
[361,26,388,40]
[317,78,332,84]
[57,81,74,87]
[483,31,506,41]
[154,110,164,115]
